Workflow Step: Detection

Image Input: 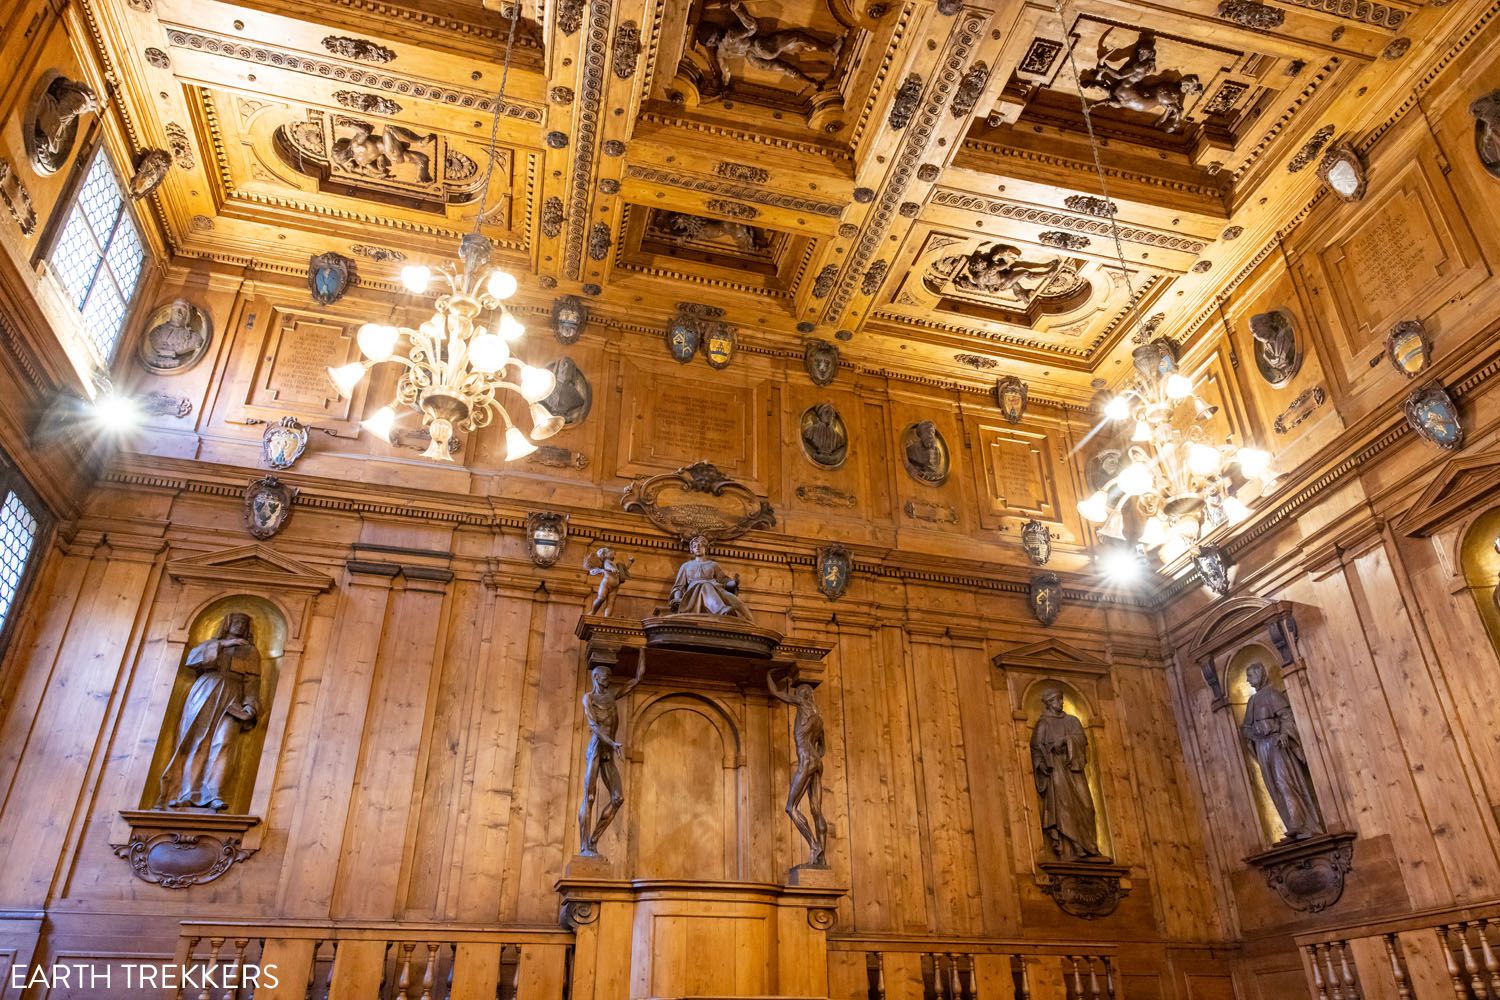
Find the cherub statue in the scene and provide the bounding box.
[669,535,753,620]
[584,547,634,617]
[951,243,1061,304]
[697,0,843,91]
[331,121,434,181]
[1080,29,1202,133]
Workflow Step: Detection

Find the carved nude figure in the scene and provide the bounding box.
[952,243,1061,304]
[657,210,770,252]
[1242,661,1324,842]
[1080,29,1202,133]
[577,656,647,855]
[158,612,261,811]
[698,0,843,90]
[332,121,434,181]
[768,669,828,866]
[669,535,753,620]
[1030,687,1108,861]
[584,546,634,617]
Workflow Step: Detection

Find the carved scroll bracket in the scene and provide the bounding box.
[1036,860,1132,919]
[114,810,260,889]
[1245,831,1356,913]
[621,461,776,543]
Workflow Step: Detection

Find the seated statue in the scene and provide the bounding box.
[669,535,753,620]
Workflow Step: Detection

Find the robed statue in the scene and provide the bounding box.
[1030,687,1108,861]
[577,657,647,856]
[768,669,828,867]
[669,535,753,620]
[1242,661,1324,842]
[158,612,261,811]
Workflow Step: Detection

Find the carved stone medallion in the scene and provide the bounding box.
[666,313,700,363]
[1385,320,1429,377]
[24,74,99,175]
[137,299,212,374]
[526,511,568,568]
[1403,385,1464,451]
[1469,90,1500,180]
[901,421,950,486]
[1030,572,1062,627]
[1245,832,1356,913]
[262,416,309,470]
[129,149,172,200]
[800,403,849,469]
[704,323,736,370]
[1193,546,1231,597]
[244,476,295,539]
[1317,143,1367,202]
[995,376,1028,424]
[543,357,592,425]
[816,544,852,601]
[1021,518,1052,566]
[307,252,354,305]
[805,340,839,386]
[1249,310,1302,387]
[622,462,776,542]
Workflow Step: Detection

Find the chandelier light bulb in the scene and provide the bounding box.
[1103,396,1131,421]
[400,264,432,294]
[1131,419,1152,443]
[1101,548,1141,583]
[498,312,526,342]
[1140,516,1168,547]
[1224,495,1251,524]
[361,405,397,442]
[1187,443,1222,478]
[1236,447,1271,479]
[1165,373,1193,400]
[519,364,557,403]
[529,402,566,440]
[504,425,538,462]
[327,362,367,398]
[1078,491,1111,524]
[467,333,510,374]
[1158,535,1189,565]
[486,269,518,300]
[1118,462,1154,497]
[357,323,399,363]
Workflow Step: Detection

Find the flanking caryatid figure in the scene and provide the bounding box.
[1242,661,1324,843]
[1030,687,1109,862]
[767,669,828,870]
[577,657,648,858]
[158,612,262,811]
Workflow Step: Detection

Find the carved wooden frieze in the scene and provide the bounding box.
[321,36,395,62]
[621,462,775,542]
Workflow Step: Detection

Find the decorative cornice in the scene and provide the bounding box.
[639,113,852,161]
[930,191,1207,253]
[848,3,917,150]
[1275,0,1407,28]
[962,140,1226,200]
[1231,58,1342,184]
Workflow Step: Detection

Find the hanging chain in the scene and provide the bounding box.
[1050,0,1144,342]
[473,4,522,235]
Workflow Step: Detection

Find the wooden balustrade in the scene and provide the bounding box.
[829,940,1117,1000]
[1296,904,1500,1000]
[168,921,572,1000]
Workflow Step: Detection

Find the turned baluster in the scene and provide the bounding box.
[1438,926,1468,1000]
[1088,956,1103,1000]
[1383,934,1412,1000]
[1103,957,1116,1000]
[1336,941,1361,1000]
[395,942,416,1000]
[872,953,887,1000]
[418,943,438,1000]
[226,938,250,1000]
[1456,923,1487,999]
[1015,955,1031,1000]
[1321,944,1345,1000]
[948,952,963,1000]
[1477,920,1500,999]
[199,937,226,1000]
[177,937,201,1000]
[1306,945,1328,1000]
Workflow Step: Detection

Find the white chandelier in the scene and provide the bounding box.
[327,234,559,462]
[1077,343,1271,565]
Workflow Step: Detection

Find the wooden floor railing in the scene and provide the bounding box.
[167,921,573,1000]
[1295,904,1500,1000]
[827,939,1118,1000]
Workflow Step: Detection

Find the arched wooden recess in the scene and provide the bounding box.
[1183,597,1356,914]
[111,544,333,888]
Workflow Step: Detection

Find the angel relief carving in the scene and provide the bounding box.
[647,209,774,255]
[926,242,1086,310]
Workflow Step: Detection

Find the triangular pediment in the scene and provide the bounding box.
[1396,453,1500,538]
[167,543,333,592]
[992,638,1109,674]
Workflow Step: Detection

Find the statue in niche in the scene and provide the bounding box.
[157,613,261,811]
[1242,661,1324,843]
[1031,687,1109,862]
[697,1,843,91]
[669,534,753,620]
[331,120,434,181]
[947,243,1061,304]
[26,76,99,174]
[902,420,950,486]
[654,210,770,252]
[800,402,848,468]
[767,669,828,867]
[584,546,635,617]
[1080,30,1202,133]
[577,657,647,856]
[1250,310,1302,387]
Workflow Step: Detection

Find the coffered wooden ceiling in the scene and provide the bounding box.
[86,0,1442,400]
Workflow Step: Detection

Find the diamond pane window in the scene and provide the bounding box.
[46,146,145,366]
[0,490,39,636]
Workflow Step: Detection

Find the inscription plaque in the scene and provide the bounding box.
[241,307,361,433]
[975,424,1057,525]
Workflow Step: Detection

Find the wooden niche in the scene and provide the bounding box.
[1186,597,1356,915]
[112,544,331,889]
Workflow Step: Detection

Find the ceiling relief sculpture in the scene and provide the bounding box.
[924,242,1091,317]
[620,206,810,295]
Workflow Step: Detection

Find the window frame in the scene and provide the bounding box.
[0,462,51,663]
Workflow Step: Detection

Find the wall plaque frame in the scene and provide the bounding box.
[621,461,775,542]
